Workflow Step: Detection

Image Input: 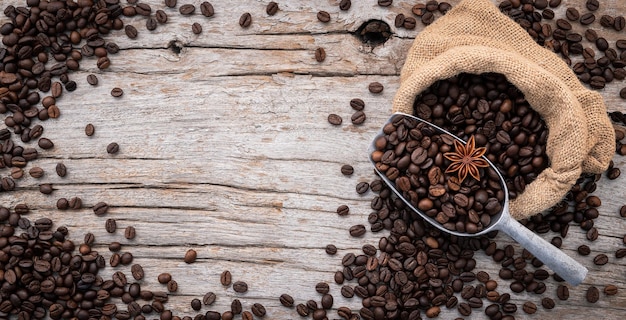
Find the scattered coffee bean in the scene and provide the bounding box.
[522,301,537,314]
[351,111,366,125]
[233,281,248,293]
[339,0,351,11]
[221,270,232,286]
[587,286,600,303]
[111,87,124,97]
[604,284,618,295]
[341,164,354,176]
[185,249,197,263]
[266,2,279,16]
[85,123,95,136]
[180,4,196,15]
[87,74,98,85]
[105,218,117,233]
[124,226,136,239]
[39,183,53,194]
[557,285,569,300]
[311,44,328,63]
[349,224,366,237]
[192,23,203,34]
[350,98,365,111]
[586,0,599,11]
[55,163,67,177]
[378,0,393,7]
[325,244,337,255]
[337,204,350,216]
[328,114,343,125]
[203,292,217,305]
[593,253,608,265]
[317,11,331,23]
[368,82,384,93]
[107,142,120,154]
[93,202,109,216]
[239,13,252,28]
[280,294,295,307]
[200,2,215,17]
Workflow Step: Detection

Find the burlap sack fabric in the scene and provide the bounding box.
[392,0,615,219]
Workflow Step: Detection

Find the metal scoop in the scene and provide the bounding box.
[369,113,587,285]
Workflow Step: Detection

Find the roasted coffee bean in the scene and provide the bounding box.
[608,167,621,179]
[131,264,144,280]
[580,13,596,25]
[203,292,217,305]
[615,16,626,31]
[341,164,354,176]
[87,74,98,85]
[368,82,384,93]
[325,244,337,255]
[105,218,117,233]
[251,303,266,317]
[221,270,232,286]
[167,280,178,292]
[69,197,82,209]
[616,248,626,258]
[541,297,555,309]
[604,284,618,295]
[107,142,120,154]
[340,0,352,11]
[200,2,215,17]
[85,123,95,136]
[125,226,136,239]
[192,23,202,34]
[266,2,279,16]
[233,281,248,293]
[184,249,197,263]
[578,244,591,255]
[328,114,343,125]
[350,98,365,111]
[404,17,417,29]
[317,11,331,23]
[587,286,600,303]
[39,183,53,194]
[395,13,406,28]
[93,202,109,216]
[378,0,393,7]
[522,301,537,314]
[156,10,168,23]
[296,304,309,316]
[38,138,54,149]
[54,162,67,177]
[239,12,252,28]
[180,4,196,15]
[125,25,138,39]
[315,47,326,62]
[586,0,599,11]
[565,7,580,21]
[341,285,354,298]
[111,87,124,97]
[351,111,366,125]
[146,17,158,31]
[356,182,370,194]
[280,294,295,307]
[349,224,366,237]
[593,254,608,265]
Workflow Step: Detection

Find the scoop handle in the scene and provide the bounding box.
[497,211,587,286]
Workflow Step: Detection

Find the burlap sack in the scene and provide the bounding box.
[392,0,615,219]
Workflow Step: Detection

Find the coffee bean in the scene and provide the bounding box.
[349,224,366,237]
[146,17,158,31]
[87,74,98,86]
[587,227,599,241]
[621,88,626,99]
[522,301,537,314]
[616,248,626,258]
[580,13,596,25]
[184,249,197,263]
[325,244,337,255]
[124,226,136,239]
[192,23,203,34]
[165,0,177,8]
[339,0,351,11]
[69,197,82,209]
[200,2,214,17]
[296,304,309,316]
[317,11,331,23]
[251,303,266,317]
[315,47,326,62]
[105,218,117,233]
[328,114,342,125]
[266,2,279,16]
[604,284,618,295]
[351,111,366,125]
[586,0,599,11]
[607,167,621,179]
[56,197,69,210]
[125,25,138,39]
[203,292,217,305]
[233,298,243,314]
[378,0,393,7]
[39,183,53,194]
[239,13,252,28]
[156,10,168,23]
[180,4,196,15]
[337,205,350,216]
[85,123,95,136]
[111,87,124,97]
[579,245,590,257]
[93,202,109,216]
[404,17,417,29]
[54,162,67,177]
[587,286,600,303]
[38,138,54,149]
[279,294,294,307]
[356,181,369,194]
[107,142,120,154]
[565,7,580,21]
[350,98,365,111]
[395,13,406,28]
[131,264,144,280]
[233,281,248,293]
[221,270,232,286]
[341,164,354,176]
[368,82,384,93]
[594,253,608,265]
[541,297,555,309]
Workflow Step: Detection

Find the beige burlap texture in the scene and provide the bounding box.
[392,0,615,219]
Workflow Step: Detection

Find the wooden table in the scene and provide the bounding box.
[2,0,626,319]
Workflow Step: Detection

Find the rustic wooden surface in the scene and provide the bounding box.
[2,0,626,319]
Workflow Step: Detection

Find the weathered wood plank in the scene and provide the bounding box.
[1,0,626,319]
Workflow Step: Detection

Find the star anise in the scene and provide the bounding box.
[443,135,489,183]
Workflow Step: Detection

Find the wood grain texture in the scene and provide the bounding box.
[1,0,626,319]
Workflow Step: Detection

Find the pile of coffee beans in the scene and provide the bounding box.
[371,114,505,233]
[413,73,549,200]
